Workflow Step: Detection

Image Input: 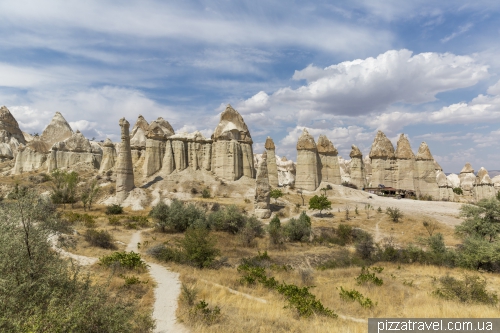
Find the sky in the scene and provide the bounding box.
[1,0,500,173]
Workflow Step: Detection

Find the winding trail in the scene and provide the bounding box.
[127,231,189,333]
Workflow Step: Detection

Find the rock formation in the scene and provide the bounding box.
[130,115,149,165]
[349,145,366,189]
[447,174,460,189]
[40,112,74,150]
[317,134,341,185]
[0,106,26,145]
[436,170,454,201]
[265,137,278,187]
[475,167,495,200]
[295,129,320,191]
[48,130,102,171]
[99,138,117,173]
[115,118,135,203]
[211,105,254,180]
[143,121,167,177]
[459,163,476,197]
[369,131,396,187]
[254,151,271,219]
[394,134,416,190]
[415,142,439,199]
[277,156,296,187]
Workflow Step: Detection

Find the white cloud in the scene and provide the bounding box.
[441,22,474,43]
[235,91,270,114]
[487,79,500,95]
[262,49,488,116]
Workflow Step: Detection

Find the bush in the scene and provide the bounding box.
[336,224,353,245]
[106,204,124,215]
[189,300,221,325]
[284,211,311,242]
[339,286,376,308]
[355,232,375,260]
[147,244,184,263]
[355,266,383,286]
[99,251,148,270]
[453,187,463,195]
[84,229,116,249]
[386,207,403,222]
[201,188,211,198]
[238,216,265,247]
[268,215,284,246]
[190,188,198,195]
[130,215,150,228]
[433,274,498,305]
[181,227,221,268]
[181,283,198,306]
[150,200,206,233]
[208,205,246,234]
[108,216,121,226]
[270,189,284,203]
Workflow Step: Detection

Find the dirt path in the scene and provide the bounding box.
[128,231,189,333]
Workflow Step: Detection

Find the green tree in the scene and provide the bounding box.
[284,211,311,242]
[50,169,79,208]
[386,207,403,222]
[456,198,500,242]
[80,178,100,211]
[268,215,284,246]
[180,227,220,268]
[308,194,331,217]
[270,189,284,204]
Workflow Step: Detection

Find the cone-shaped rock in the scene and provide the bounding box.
[459,162,476,195]
[0,106,26,145]
[475,167,495,200]
[369,130,396,187]
[317,134,341,185]
[99,138,117,173]
[349,145,366,189]
[265,137,278,187]
[130,115,148,164]
[395,134,416,190]
[212,105,254,180]
[415,142,439,199]
[254,151,271,219]
[116,118,135,203]
[156,117,175,137]
[295,129,320,191]
[40,112,74,151]
[143,121,166,177]
[436,170,454,201]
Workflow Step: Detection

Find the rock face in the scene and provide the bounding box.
[295,129,320,191]
[395,134,416,191]
[254,151,271,219]
[40,112,74,150]
[475,167,495,200]
[436,170,454,201]
[317,135,341,185]
[277,156,296,187]
[265,137,278,187]
[99,138,117,173]
[369,131,396,187]
[143,121,167,177]
[349,145,366,189]
[115,118,135,203]
[13,143,48,174]
[459,163,476,197]
[415,142,439,199]
[0,106,26,145]
[130,115,149,165]
[211,105,254,180]
[48,130,102,172]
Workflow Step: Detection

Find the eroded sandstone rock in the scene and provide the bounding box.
[349,145,366,189]
[415,142,439,199]
[317,135,341,185]
[265,137,278,187]
[116,118,135,203]
[369,130,396,188]
[254,151,271,219]
[99,138,117,173]
[40,112,74,150]
[295,129,320,191]
[395,134,416,190]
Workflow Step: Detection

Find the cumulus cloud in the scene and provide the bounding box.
[487,79,500,95]
[235,91,270,114]
[269,49,488,116]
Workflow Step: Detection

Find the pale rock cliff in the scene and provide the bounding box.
[459,163,476,197]
[265,137,279,187]
[295,129,320,191]
[116,118,135,203]
[48,130,102,171]
[475,167,495,200]
[254,151,271,219]
[130,115,149,165]
[99,138,117,173]
[395,134,416,191]
[369,131,396,187]
[415,142,439,199]
[317,134,341,185]
[349,145,366,189]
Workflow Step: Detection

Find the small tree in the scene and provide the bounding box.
[457,198,500,242]
[386,207,403,222]
[284,211,311,242]
[270,189,284,204]
[309,194,331,217]
[423,220,438,236]
[180,227,220,268]
[268,215,284,246]
[81,179,100,211]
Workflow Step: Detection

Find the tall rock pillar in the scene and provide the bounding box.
[265,137,278,187]
[415,142,439,199]
[395,134,416,190]
[317,134,341,185]
[254,151,271,219]
[295,129,320,191]
[459,162,476,199]
[369,130,396,188]
[143,121,166,177]
[349,145,366,189]
[116,118,135,203]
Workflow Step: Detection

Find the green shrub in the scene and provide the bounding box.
[201,188,211,198]
[181,283,198,306]
[238,216,264,247]
[433,274,498,305]
[268,215,284,246]
[7,184,28,200]
[355,232,375,260]
[207,205,246,234]
[270,189,284,203]
[453,187,463,195]
[130,215,150,228]
[336,224,353,245]
[106,204,124,215]
[120,274,148,286]
[386,207,403,222]
[99,251,148,270]
[339,286,376,308]
[84,229,116,249]
[181,227,220,268]
[150,200,206,233]
[284,211,311,242]
[108,216,121,226]
[355,266,383,286]
[147,244,184,263]
[189,300,221,325]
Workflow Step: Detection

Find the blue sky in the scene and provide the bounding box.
[1,0,500,173]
